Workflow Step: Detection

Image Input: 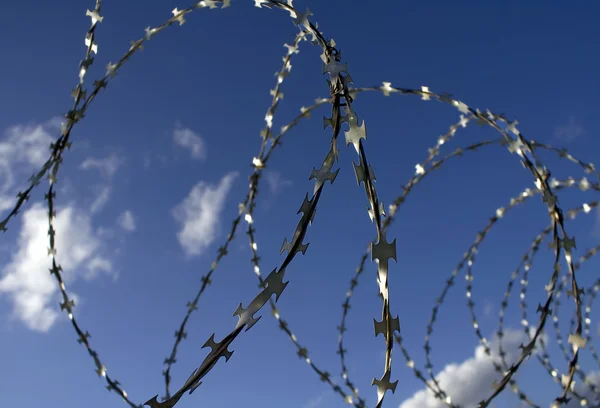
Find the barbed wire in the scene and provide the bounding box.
[1,0,598,407]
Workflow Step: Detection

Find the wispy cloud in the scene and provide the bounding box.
[143,154,151,169]
[260,170,292,211]
[0,118,58,215]
[80,153,123,177]
[142,152,168,170]
[173,123,206,160]
[566,370,600,408]
[80,153,124,214]
[89,185,111,214]
[172,172,237,257]
[0,202,113,332]
[553,116,586,144]
[483,300,493,318]
[117,210,136,232]
[302,392,326,408]
[265,170,292,195]
[301,376,344,408]
[399,328,548,408]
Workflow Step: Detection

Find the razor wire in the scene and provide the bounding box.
[1,1,598,407]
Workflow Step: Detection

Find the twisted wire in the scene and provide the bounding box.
[1,1,597,408]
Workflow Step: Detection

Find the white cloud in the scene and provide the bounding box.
[96,226,115,239]
[399,328,548,408]
[89,185,111,214]
[141,152,168,170]
[143,153,151,170]
[302,392,326,408]
[80,153,123,177]
[117,210,136,232]
[173,125,206,160]
[483,301,493,318]
[85,257,114,281]
[0,119,58,215]
[80,154,123,214]
[172,172,237,257]
[265,170,292,195]
[0,202,112,332]
[566,370,600,407]
[553,116,586,144]
[302,379,342,408]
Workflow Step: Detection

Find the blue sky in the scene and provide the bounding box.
[0,1,599,407]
